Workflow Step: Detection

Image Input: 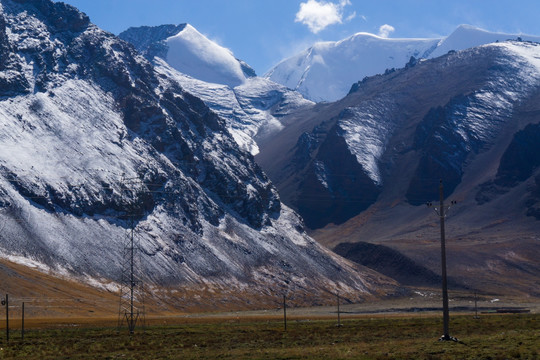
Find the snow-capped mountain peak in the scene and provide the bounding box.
[120,24,312,156]
[165,24,248,87]
[428,24,539,58]
[266,25,540,102]
[265,33,439,102]
[120,23,256,88]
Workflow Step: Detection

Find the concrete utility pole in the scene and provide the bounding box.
[283,294,287,331]
[336,292,342,327]
[21,302,24,341]
[427,180,458,342]
[1,294,8,343]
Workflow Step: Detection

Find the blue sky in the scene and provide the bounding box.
[58,0,540,74]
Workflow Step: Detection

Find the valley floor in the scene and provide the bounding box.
[0,313,538,359]
[1,258,538,320]
[0,258,538,359]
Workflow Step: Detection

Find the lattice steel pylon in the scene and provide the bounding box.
[117,182,146,335]
[117,217,146,334]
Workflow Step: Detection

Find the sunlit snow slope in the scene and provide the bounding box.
[164,24,247,87]
[266,25,540,102]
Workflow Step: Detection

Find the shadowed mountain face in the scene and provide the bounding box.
[258,42,540,229]
[257,41,540,296]
[333,242,444,288]
[0,0,400,306]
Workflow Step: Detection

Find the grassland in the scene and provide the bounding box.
[0,313,538,359]
[0,259,538,358]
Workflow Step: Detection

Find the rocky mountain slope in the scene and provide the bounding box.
[257,41,540,296]
[119,24,313,155]
[0,0,398,307]
[266,25,540,102]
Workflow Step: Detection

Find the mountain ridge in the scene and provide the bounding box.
[266,25,540,102]
[256,41,540,296]
[0,0,396,307]
[119,24,313,156]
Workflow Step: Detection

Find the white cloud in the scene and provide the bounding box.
[378,24,395,38]
[345,11,357,22]
[295,0,353,34]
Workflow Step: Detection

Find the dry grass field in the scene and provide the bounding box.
[0,287,538,359]
[1,259,538,359]
[0,313,538,359]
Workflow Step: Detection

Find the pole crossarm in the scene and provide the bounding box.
[426,201,456,218]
